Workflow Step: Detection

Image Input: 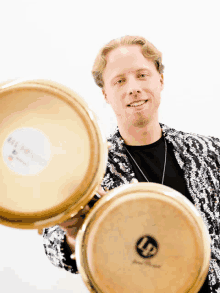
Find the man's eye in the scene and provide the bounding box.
[116,79,124,84]
[139,74,146,78]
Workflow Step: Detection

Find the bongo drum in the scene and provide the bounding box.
[0,79,108,229]
[76,182,211,293]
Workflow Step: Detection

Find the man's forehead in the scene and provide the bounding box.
[118,47,131,54]
[103,45,156,82]
[107,45,143,62]
[106,46,154,70]
[105,54,152,77]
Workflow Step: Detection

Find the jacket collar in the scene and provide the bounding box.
[106,122,202,183]
[107,122,189,155]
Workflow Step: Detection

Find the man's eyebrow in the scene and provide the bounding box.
[111,68,151,83]
[136,68,151,73]
[115,68,150,78]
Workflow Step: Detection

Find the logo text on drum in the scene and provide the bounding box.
[7,136,47,166]
[135,235,159,258]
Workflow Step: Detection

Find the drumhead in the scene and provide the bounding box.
[0,79,108,229]
[76,182,211,293]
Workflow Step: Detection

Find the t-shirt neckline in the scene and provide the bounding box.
[125,135,164,150]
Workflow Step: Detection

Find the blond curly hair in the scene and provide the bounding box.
[92,35,164,88]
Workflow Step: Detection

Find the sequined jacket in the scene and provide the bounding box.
[43,123,220,293]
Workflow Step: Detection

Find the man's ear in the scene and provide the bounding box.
[160,74,164,90]
[102,88,109,104]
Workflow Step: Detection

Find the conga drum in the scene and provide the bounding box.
[76,182,211,293]
[0,79,211,292]
[0,79,108,229]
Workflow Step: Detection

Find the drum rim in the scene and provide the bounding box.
[76,182,211,293]
[0,79,108,229]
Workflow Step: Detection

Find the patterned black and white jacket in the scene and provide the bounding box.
[43,123,220,293]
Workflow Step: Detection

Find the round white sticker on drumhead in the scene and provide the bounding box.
[2,128,51,175]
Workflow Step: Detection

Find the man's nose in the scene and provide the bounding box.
[127,78,142,95]
[129,89,141,95]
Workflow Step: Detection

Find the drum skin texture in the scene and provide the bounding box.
[0,79,108,229]
[76,182,211,293]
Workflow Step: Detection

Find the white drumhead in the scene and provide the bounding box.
[0,80,107,229]
[76,183,210,293]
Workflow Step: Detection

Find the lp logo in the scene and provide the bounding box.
[136,235,159,258]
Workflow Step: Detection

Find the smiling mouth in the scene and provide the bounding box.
[128,100,148,107]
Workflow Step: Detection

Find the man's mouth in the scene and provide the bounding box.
[127,100,148,107]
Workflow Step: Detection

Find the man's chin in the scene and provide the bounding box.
[117,113,151,128]
[129,117,149,128]
[134,121,148,128]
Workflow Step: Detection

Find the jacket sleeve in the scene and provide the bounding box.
[42,183,108,274]
[41,149,126,274]
[42,225,79,274]
[205,135,220,168]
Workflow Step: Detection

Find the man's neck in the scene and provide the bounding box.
[118,121,162,146]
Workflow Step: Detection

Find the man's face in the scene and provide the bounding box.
[102,45,164,128]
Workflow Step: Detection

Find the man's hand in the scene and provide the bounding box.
[59,186,106,255]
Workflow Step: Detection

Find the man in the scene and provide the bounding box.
[43,36,220,292]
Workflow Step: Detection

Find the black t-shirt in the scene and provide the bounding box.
[125,135,210,293]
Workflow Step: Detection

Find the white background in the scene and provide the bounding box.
[0,0,219,292]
